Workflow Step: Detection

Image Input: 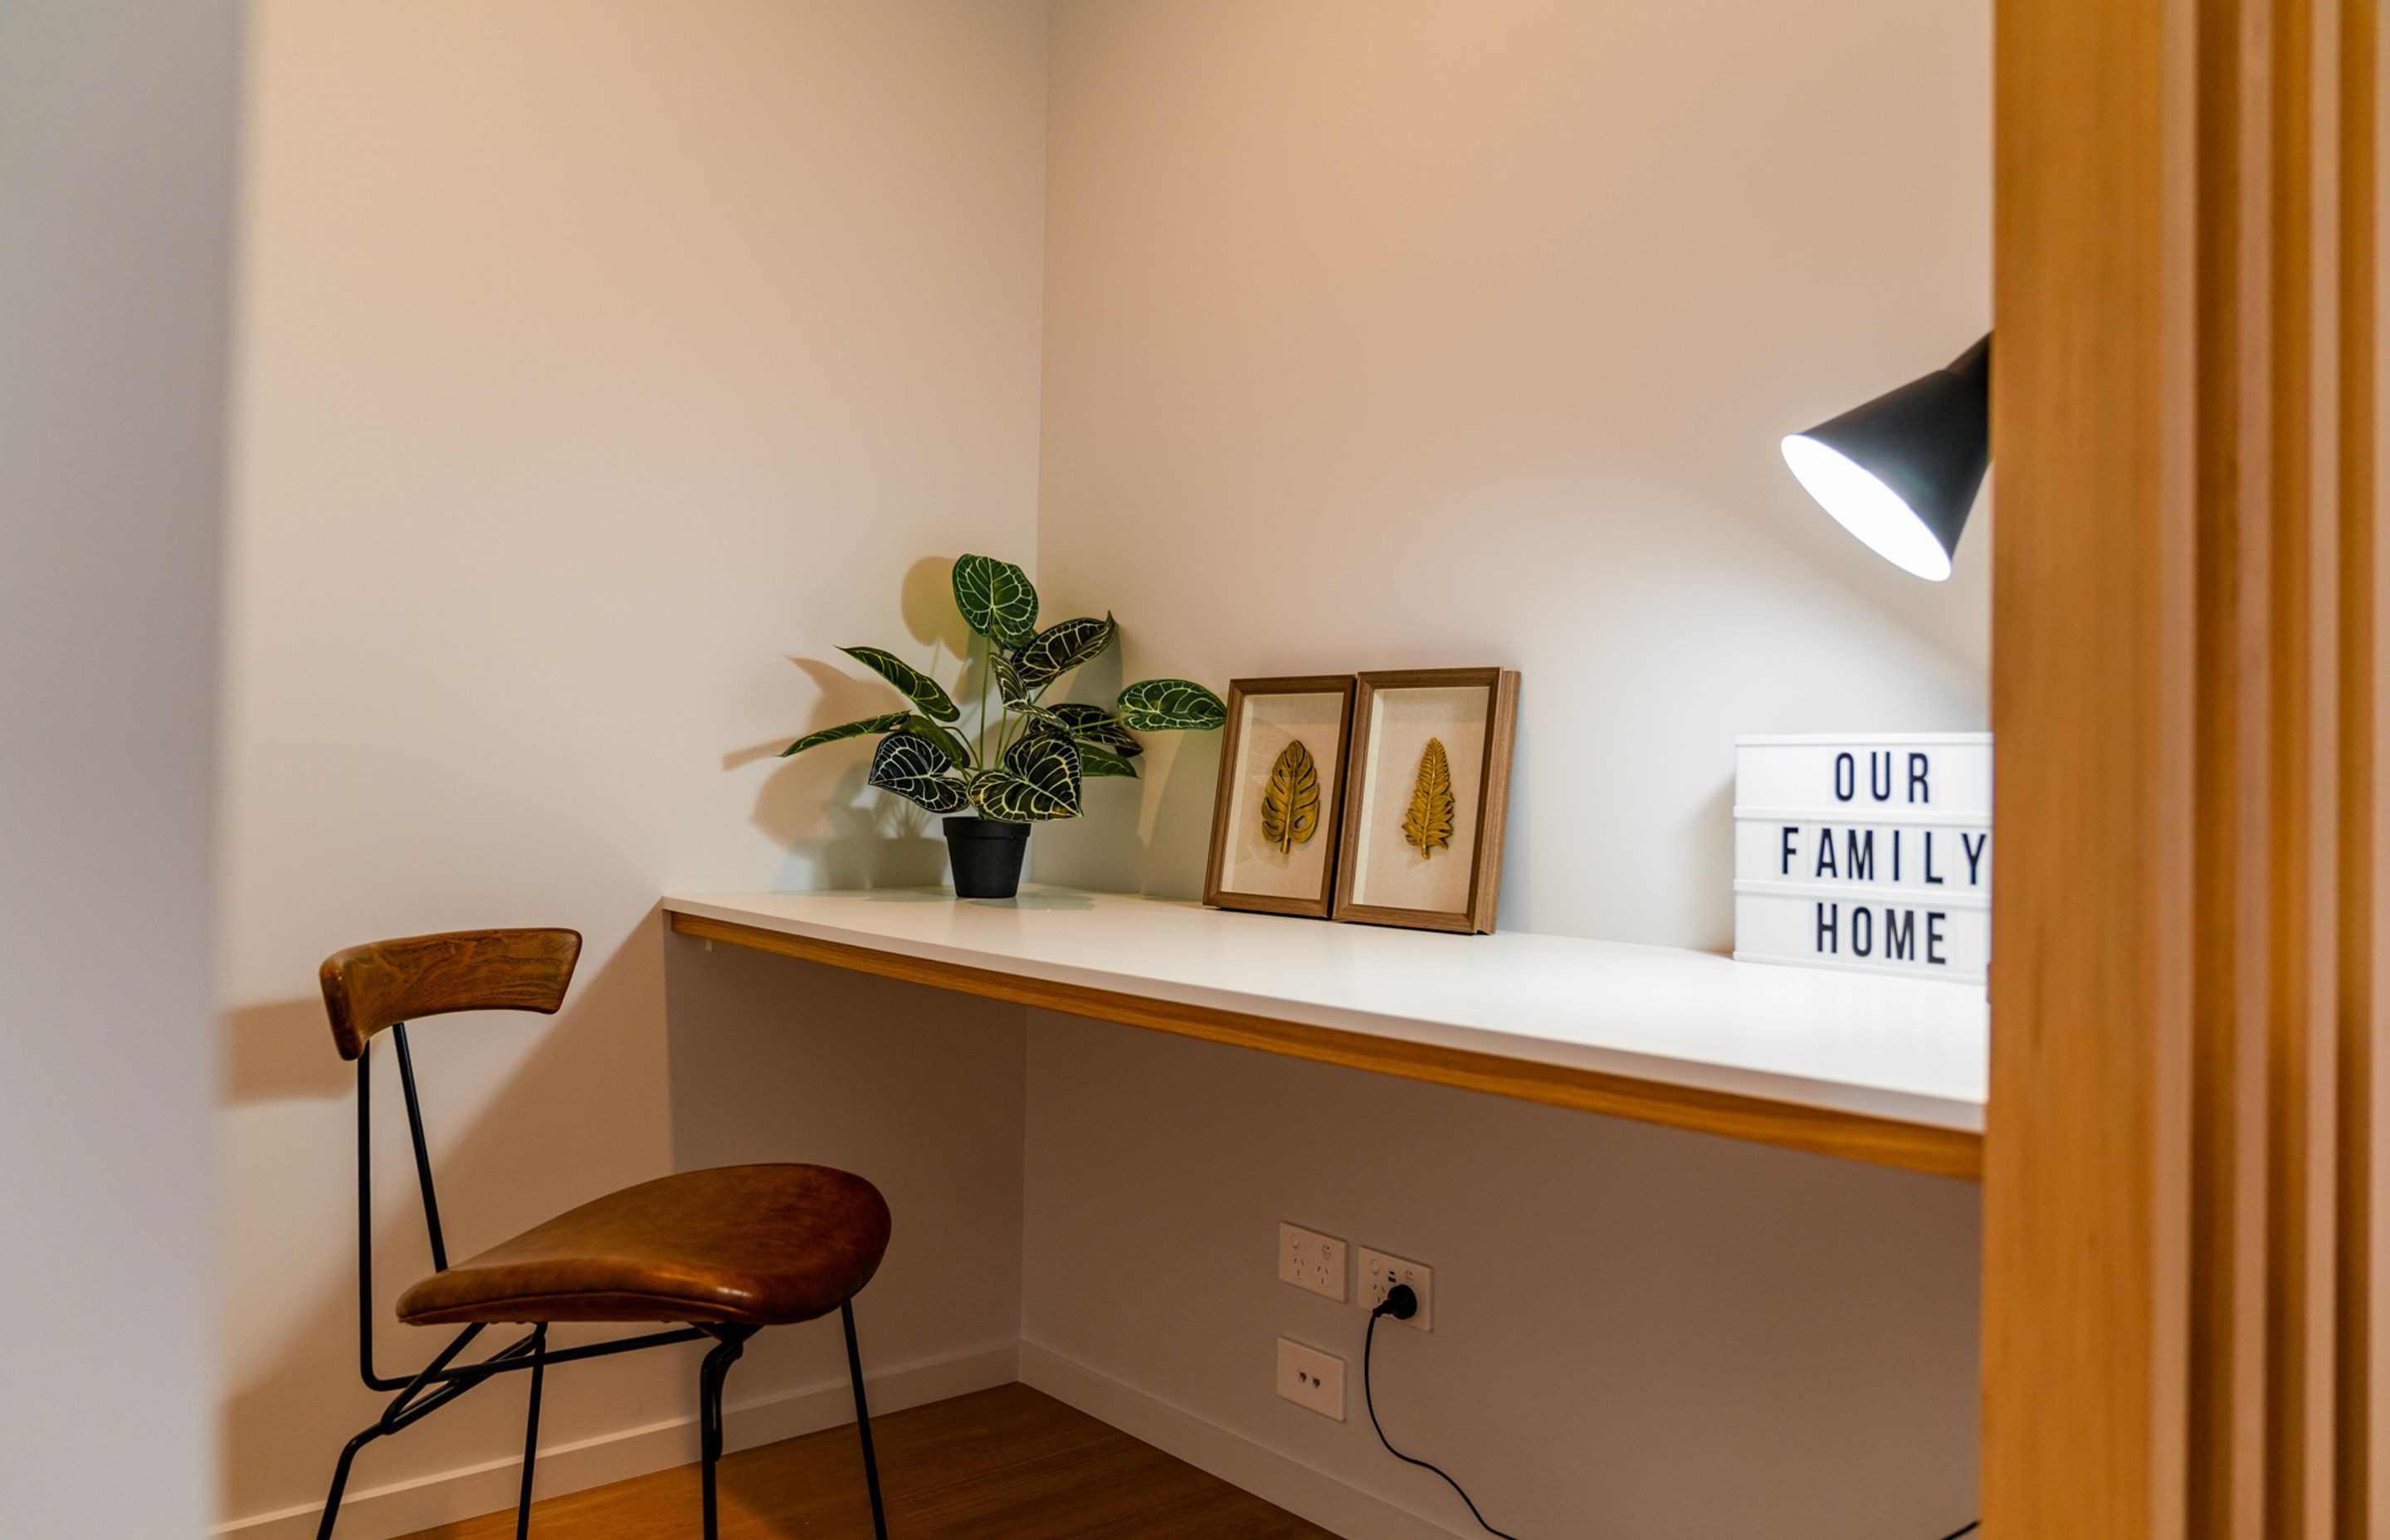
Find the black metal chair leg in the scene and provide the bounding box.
[515,1326,547,1540]
[317,1323,500,1540]
[314,1423,388,1540]
[697,1327,754,1540]
[842,1301,890,1540]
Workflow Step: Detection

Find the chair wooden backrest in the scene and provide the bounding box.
[319,928,582,1060]
[317,926,584,1388]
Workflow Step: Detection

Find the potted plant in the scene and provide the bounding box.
[780,553,1225,898]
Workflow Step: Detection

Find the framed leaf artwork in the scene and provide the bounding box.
[1202,676,1358,919]
[1332,669,1519,933]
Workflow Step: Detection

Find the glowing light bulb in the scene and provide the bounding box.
[1780,433,1954,582]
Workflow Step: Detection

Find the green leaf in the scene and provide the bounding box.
[967,772,1051,821]
[1012,700,1072,734]
[900,714,974,769]
[840,645,961,722]
[989,654,1071,733]
[991,651,1033,709]
[1050,703,1143,758]
[971,733,1083,821]
[1014,613,1117,686]
[779,712,911,757]
[1004,730,1084,797]
[867,733,969,813]
[1076,743,1140,779]
[1116,678,1227,732]
[952,554,1039,651]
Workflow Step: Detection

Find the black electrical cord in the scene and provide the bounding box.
[1359,1285,1982,1540]
[1363,1286,1523,1539]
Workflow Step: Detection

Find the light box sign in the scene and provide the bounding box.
[1733,733,1991,986]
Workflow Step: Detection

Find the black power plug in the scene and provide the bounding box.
[1373,1284,1418,1323]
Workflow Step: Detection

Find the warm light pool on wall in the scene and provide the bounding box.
[1781,334,1991,582]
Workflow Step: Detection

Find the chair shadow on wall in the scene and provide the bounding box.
[217,928,719,1533]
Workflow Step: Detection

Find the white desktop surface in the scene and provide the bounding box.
[663,886,1987,1174]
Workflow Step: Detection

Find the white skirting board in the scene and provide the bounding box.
[213,1341,1021,1540]
[1018,1341,1466,1540]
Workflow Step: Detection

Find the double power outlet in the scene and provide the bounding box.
[1274,1221,1434,1421]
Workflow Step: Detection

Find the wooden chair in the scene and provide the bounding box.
[311,928,892,1540]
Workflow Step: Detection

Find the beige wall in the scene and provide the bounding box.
[1031,0,1992,943]
[1022,2,1988,1534]
[1025,1018,1982,1538]
[217,3,1048,1533]
[1,2,242,1533]
[220,3,1992,1537]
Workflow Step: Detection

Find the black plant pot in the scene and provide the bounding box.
[943,816,1031,899]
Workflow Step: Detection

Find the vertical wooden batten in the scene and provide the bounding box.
[1989,0,2382,1535]
[1988,1,2192,1532]
[2333,12,2382,1538]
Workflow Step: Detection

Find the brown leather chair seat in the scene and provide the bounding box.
[397,1163,891,1328]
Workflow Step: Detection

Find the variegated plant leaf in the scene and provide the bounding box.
[1003,727,1084,787]
[866,732,969,813]
[991,651,1034,709]
[966,772,1054,821]
[1014,613,1117,686]
[779,712,911,757]
[1116,678,1227,732]
[1076,743,1140,779]
[839,645,961,722]
[992,653,1076,738]
[951,554,1038,650]
[1012,700,1071,734]
[969,732,1082,821]
[900,714,974,769]
[1049,702,1143,758]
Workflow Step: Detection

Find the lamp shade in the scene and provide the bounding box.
[1780,333,1990,582]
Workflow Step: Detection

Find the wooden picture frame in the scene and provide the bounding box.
[1201,675,1358,919]
[1331,668,1519,933]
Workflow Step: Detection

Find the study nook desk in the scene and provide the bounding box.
[662,886,1988,1181]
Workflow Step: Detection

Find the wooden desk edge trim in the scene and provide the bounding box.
[668,911,1984,1183]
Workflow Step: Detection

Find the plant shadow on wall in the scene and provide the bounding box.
[738,551,982,888]
[765,553,1226,898]
[735,656,950,889]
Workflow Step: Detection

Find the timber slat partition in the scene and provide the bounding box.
[1988,1,2383,1533]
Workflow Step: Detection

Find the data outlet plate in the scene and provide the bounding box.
[1276,1338,1346,1421]
[1357,1246,1433,1331]
[1277,1221,1347,1302]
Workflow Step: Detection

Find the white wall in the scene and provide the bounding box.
[1023,2,1988,1535]
[1031,0,1992,943]
[217,4,1992,1537]
[1025,1020,1982,1540]
[217,4,1048,1533]
[0,2,242,1535]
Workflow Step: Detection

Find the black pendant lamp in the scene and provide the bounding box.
[1780,333,1991,582]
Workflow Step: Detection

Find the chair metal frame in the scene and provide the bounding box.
[314,1021,889,1540]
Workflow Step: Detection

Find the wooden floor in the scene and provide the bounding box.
[398,1384,1335,1539]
